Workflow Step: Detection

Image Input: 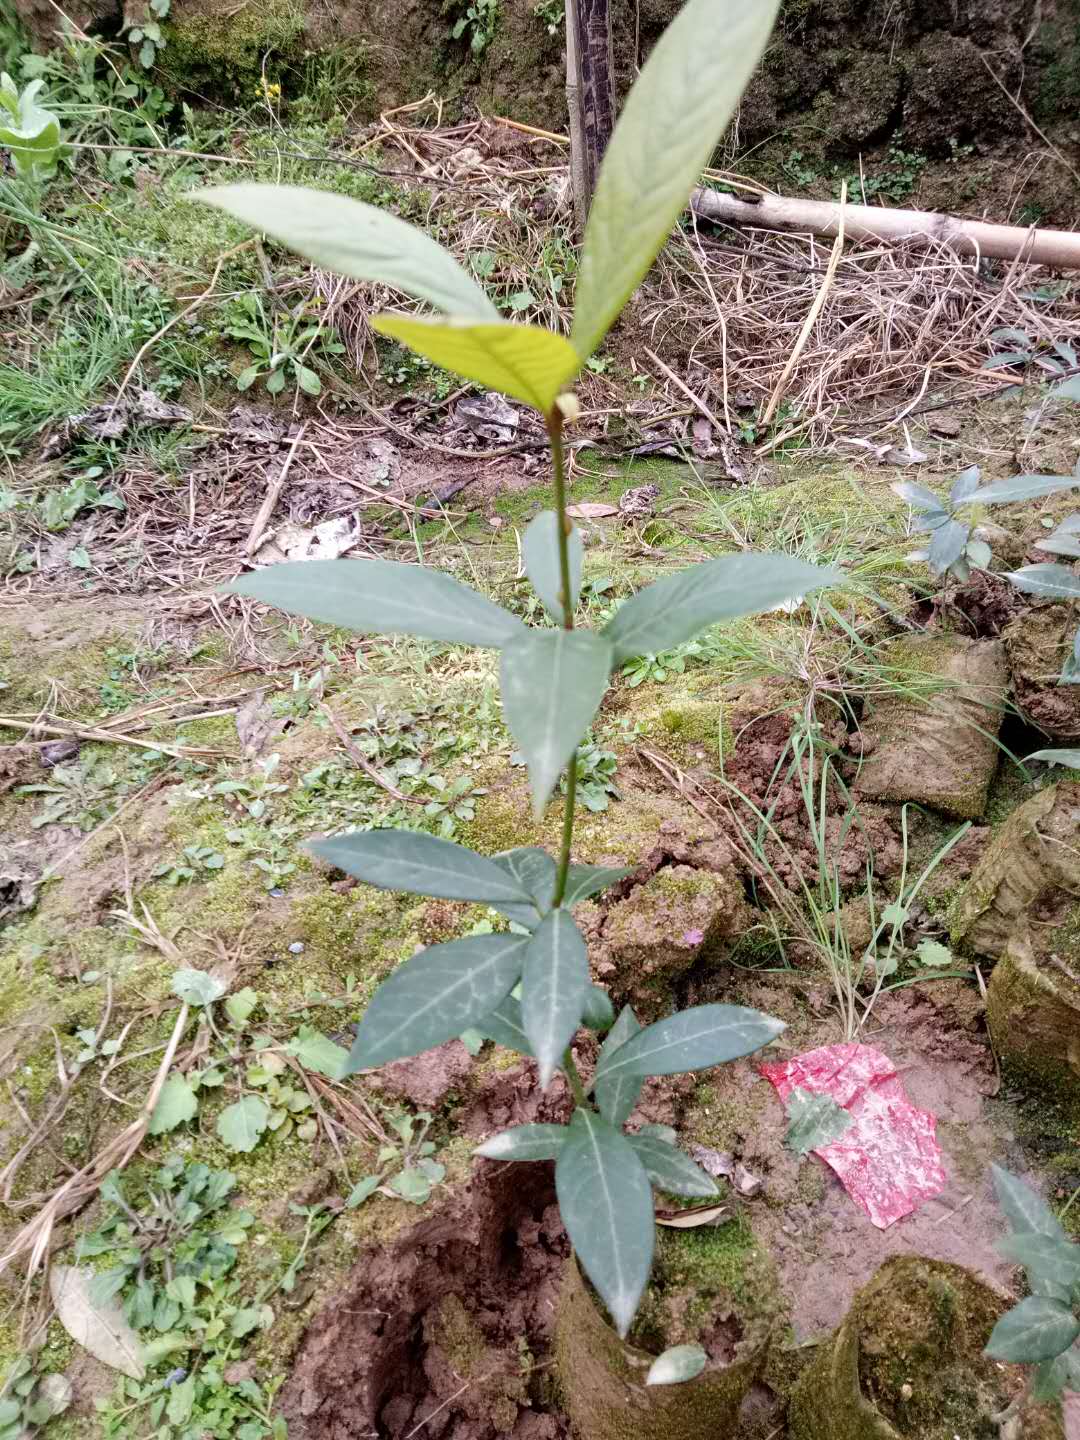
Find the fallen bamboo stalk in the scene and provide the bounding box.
[0,715,230,760]
[689,188,1080,269]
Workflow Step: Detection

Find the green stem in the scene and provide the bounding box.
[548,407,578,909]
[562,1048,588,1107]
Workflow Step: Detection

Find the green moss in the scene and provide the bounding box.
[162,0,307,96]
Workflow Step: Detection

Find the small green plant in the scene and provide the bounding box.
[896,466,1080,680]
[450,0,500,54]
[122,0,172,70]
[222,292,344,398]
[17,752,166,831]
[153,845,227,885]
[188,0,831,1342]
[983,1165,1080,1425]
[0,72,62,183]
[533,0,565,34]
[0,1355,71,1440]
[561,737,619,812]
[983,325,1076,377]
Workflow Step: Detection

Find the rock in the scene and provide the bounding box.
[950,782,1080,959]
[1004,605,1080,742]
[986,921,1080,1107]
[927,413,961,438]
[853,634,1006,819]
[788,1257,1060,1440]
[555,1259,766,1440]
[597,864,751,1016]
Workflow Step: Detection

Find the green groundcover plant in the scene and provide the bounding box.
[189,0,843,1338]
[984,1166,1080,1421]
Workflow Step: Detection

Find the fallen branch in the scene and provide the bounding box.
[761,183,847,427]
[689,188,1080,269]
[244,422,308,556]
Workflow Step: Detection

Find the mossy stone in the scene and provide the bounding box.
[985,925,1080,1121]
[554,1259,766,1440]
[788,1256,1043,1440]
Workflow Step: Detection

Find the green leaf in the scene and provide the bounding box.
[474,1123,568,1161]
[148,1075,198,1135]
[893,480,945,512]
[389,1167,434,1204]
[594,1003,785,1082]
[521,910,589,1086]
[297,365,322,396]
[555,1109,655,1337]
[594,1005,643,1126]
[984,1296,1080,1363]
[997,1233,1080,1298]
[571,0,781,360]
[914,939,953,967]
[602,555,840,666]
[475,994,533,1055]
[309,829,533,904]
[346,932,529,1070]
[1005,563,1080,600]
[582,984,615,1031]
[372,315,580,413]
[628,1132,718,1197]
[928,518,970,575]
[171,968,226,1007]
[194,185,496,318]
[646,1344,707,1386]
[501,629,612,815]
[227,557,523,649]
[345,1175,381,1208]
[969,474,1080,505]
[493,846,557,912]
[991,1164,1069,1241]
[523,511,583,624]
[783,1088,853,1156]
[1035,513,1080,559]
[216,1096,271,1153]
[286,1025,349,1078]
[562,864,632,906]
[224,987,258,1027]
[1032,1346,1080,1401]
[1027,748,1080,768]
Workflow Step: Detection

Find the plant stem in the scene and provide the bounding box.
[548,407,578,909]
[562,1048,589,1107]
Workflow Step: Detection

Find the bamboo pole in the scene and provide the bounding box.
[689,188,1080,269]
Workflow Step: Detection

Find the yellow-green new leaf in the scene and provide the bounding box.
[373,314,581,413]
[571,0,781,360]
[194,185,496,319]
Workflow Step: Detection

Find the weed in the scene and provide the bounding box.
[16,750,168,831]
[533,0,565,33]
[449,0,501,55]
[0,1354,71,1440]
[123,0,173,71]
[221,291,345,399]
[561,737,620,812]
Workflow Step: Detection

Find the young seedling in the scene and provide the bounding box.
[898,465,1080,684]
[189,0,842,1337]
[984,1165,1080,1427]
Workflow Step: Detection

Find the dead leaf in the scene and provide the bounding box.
[882,444,928,466]
[234,691,284,759]
[654,1203,731,1229]
[688,1144,734,1179]
[566,502,619,520]
[254,515,362,565]
[692,417,718,458]
[50,1265,145,1379]
[456,393,519,443]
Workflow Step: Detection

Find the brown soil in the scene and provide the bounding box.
[280,1161,570,1440]
[1004,604,1080,742]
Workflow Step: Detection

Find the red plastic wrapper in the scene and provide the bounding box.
[760,1041,946,1229]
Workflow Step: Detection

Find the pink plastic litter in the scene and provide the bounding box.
[760,1042,946,1229]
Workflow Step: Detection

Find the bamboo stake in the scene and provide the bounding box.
[689,187,1080,269]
